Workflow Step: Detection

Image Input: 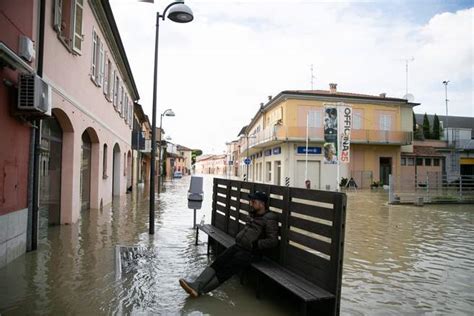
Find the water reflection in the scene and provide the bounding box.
[0,176,473,315]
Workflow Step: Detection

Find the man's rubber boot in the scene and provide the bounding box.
[200,276,220,294]
[179,267,216,297]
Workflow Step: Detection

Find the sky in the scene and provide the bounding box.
[110,0,473,154]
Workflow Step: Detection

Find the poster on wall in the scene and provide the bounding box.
[323,106,338,164]
[339,104,352,163]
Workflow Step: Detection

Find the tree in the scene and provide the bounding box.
[422,113,431,139]
[191,149,203,165]
[432,114,441,140]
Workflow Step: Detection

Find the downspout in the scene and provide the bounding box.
[27,0,46,251]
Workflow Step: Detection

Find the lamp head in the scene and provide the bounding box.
[167,3,193,23]
[165,109,176,117]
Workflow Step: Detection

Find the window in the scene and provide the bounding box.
[425,158,431,166]
[72,0,84,53]
[434,158,440,166]
[105,59,112,100]
[416,158,423,166]
[407,158,414,166]
[91,29,105,86]
[124,94,129,123]
[53,0,63,32]
[266,162,272,182]
[379,114,392,131]
[353,110,363,130]
[308,110,322,128]
[103,144,108,178]
[113,74,119,109]
[401,157,406,166]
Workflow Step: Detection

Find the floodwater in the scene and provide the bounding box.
[0,175,473,315]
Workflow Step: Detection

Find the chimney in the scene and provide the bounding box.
[260,102,264,109]
[329,83,337,94]
[379,93,386,98]
[268,95,272,101]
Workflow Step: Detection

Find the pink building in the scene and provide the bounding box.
[40,0,138,221]
[0,0,139,266]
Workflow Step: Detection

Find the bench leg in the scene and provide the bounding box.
[300,302,308,316]
[206,237,211,256]
[256,274,262,299]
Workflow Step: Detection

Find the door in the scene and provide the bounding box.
[379,157,392,186]
[80,132,92,211]
[296,160,320,189]
[39,117,63,237]
[275,161,281,185]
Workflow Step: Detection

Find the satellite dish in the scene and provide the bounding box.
[403,93,415,102]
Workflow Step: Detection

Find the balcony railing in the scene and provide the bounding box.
[241,126,412,152]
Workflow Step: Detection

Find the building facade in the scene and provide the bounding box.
[195,154,227,175]
[240,84,416,189]
[1,0,140,266]
[0,0,39,267]
[132,103,151,187]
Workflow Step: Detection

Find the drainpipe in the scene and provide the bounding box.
[27,0,46,251]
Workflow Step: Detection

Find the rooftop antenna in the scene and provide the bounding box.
[310,64,315,90]
[404,57,414,95]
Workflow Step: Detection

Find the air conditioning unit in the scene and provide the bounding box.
[17,74,52,116]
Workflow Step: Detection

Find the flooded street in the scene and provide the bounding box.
[1,175,473,315]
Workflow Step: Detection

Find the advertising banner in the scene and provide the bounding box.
[339,104,352,163]
[323,106,338,164]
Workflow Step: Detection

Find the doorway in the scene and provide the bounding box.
[39,116,63,238]
[80,131,92,211]
[274,161,281,185]
[112,143,121,196]
[379,157,392,186]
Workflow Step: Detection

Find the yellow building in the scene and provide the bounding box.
[241,84,418,189]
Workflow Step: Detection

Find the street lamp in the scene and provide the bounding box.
[442,80,449,141]
[157,108,175,193]
[245,133,256,181]
[149,1,193,235]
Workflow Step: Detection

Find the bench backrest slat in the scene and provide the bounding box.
[211,178,346,312]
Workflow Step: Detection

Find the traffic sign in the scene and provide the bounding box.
[244,158,251,165]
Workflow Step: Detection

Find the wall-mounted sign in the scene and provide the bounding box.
[297,146,322,154]
[264,149,272,156]
[273,147,281,155]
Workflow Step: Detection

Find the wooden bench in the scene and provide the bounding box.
[196,178,347,316]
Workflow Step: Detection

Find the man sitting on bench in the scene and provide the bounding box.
[179,191,279,297]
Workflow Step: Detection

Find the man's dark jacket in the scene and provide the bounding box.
[235,211,279,251]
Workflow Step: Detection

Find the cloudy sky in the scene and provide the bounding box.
[110,0,473,154]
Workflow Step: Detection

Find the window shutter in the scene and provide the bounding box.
[98,41,104,86]
[72,0,84,53]
[124,94,128,122]
[53,0,62,32]
[91,30,97,80]
[103,54,108,95]
[129,103,133,127]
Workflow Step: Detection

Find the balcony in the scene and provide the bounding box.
[241,126,412,153]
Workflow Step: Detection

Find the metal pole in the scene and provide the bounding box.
[193,209,197,229]
[246,135,249,181]
[336,107,340,192]
[149,12,160,235]
[305,112,309,183]
[444,81,449,140]
[157,114,163,193]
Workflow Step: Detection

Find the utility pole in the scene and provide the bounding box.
[443,80,449,140]
[404,57,414,96]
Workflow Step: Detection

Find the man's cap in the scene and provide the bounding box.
[248,191,268,203]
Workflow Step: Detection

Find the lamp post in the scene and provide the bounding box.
[149,1,193,235]
[245,134,256,181]
[442,80,449,141]
[157,109,175,193]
